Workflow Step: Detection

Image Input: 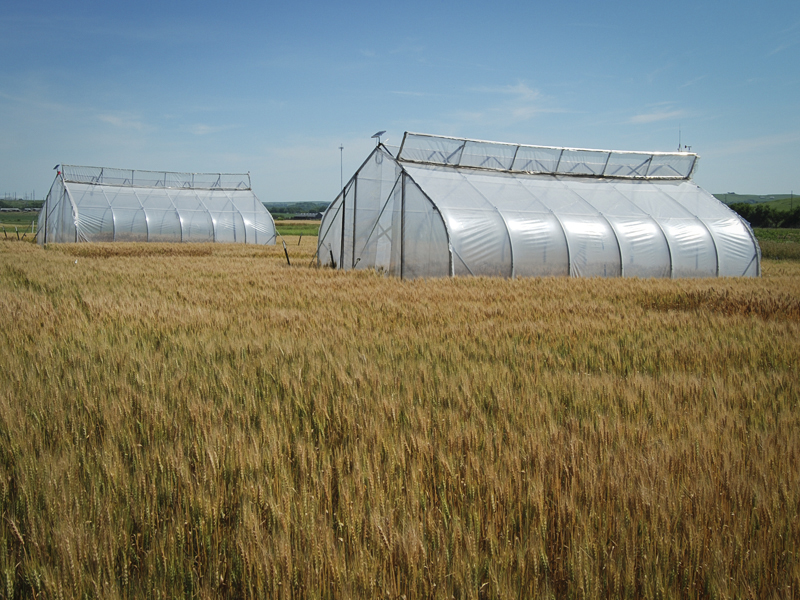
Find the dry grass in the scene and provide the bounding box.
[0,239,798,599]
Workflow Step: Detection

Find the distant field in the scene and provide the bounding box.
[0,212,38,229]
[715,193,797,208]
[754,228,800,260]
[1,240,798,598]
[762,197,800,212]
[275,219,320,237]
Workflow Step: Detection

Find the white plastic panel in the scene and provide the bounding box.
[399,133,697,180]
[147,210,182,242]
[459,140,517,170]
[503,212,569,277]
[340,181,357,270]
[666,182,758,276]
[214,210,245,243]
[73,187,111,211]
[61,165,251,190]
[39,175,275,245]
[703,218,760,276]
[658,218,717,277]
[241,212,276,245]
[612,180,718,277]
[604,153,652,178]
[76,207,114,242]
[170,191,206,212]
[511,146,562,173]
[388,181,404,277]
[466,170,552,212]
[559,215,621,277]
[517,176,596,214]
[556,150,608,176]
[404,165,511,277]
[605,217,670,278]
[113,209,149,242]
[401,176,450,279]
[57,187,77,242]
[182,210,215,243]
[351,149,402,271]
[648,155,696,178]
[459,171,569,277]
[561,178,670,278]
[442,209,512,277]
[318,194,343,268]
[399,135,465,165]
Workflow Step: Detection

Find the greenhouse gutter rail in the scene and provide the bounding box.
[396,132,699,180]
[59,165,252,191]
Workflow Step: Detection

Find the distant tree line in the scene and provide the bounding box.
[0,200,43,210]
[728,203,800,229]
[264,202,330,215]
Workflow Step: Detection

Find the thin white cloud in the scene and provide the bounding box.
[450,110,486,123]
[471,82,541,101]
[0,88,74,115]
[708,131,800,157]
[769,38,800,56]
[389,39,426,56]
[629,110,684,124]
[646,63,673,84]
[680,75,707,88]
[97,113,146,131]
[463,82,563,125]
[389,90,439,98]
[768,19,800,55]
[186,123,231,136]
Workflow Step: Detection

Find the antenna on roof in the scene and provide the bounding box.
[339,144,344,190]
[371,130,386,146]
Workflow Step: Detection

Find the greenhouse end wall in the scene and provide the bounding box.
[318,147,449,278]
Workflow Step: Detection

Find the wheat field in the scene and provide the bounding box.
[0,238,798,599]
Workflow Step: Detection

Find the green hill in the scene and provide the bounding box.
[715,193,797,210]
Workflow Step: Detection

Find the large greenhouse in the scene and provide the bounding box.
[38,165,276,245]
[318,132,760,279]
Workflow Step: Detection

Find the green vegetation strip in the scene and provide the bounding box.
[276,221,320,237]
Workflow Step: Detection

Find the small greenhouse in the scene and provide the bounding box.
[318,133,760,279]
[38,165,276,245]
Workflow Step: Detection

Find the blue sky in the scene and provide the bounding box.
[1,0,798,203]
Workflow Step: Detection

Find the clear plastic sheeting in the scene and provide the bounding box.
[318,133,760,279]
[61,165,251,190]
[398,132,698,180]
[38,166,276,245]
[404,164,512,277]
[401,177,450,279]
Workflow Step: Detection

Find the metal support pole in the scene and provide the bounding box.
[400,174,406,280]
[340,183,346,269]
[351,176,358,268]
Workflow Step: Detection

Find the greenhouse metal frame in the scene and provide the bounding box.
[38,165,276,245]
[318,132,760,279]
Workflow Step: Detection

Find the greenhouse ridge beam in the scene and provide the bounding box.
[59,165,252,191]
[396,133,698,180]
